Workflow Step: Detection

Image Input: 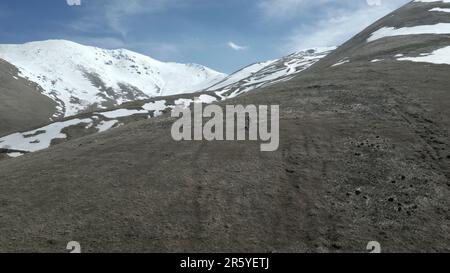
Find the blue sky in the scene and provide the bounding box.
[0,0,408,73]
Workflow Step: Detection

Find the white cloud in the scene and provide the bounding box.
[258,0,409,51]
[367,0,382,7]
[70,0,182,37]
[228,41,247,51]
[258,0,336,21]
[103,0,179,37]
[62,0,184,60]
[130,41,181,60]
[66,0,82,6]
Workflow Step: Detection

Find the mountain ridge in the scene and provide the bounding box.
[207,47,334,98]
[0,46,332,153]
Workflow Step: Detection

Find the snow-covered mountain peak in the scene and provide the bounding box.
[0,40,226,117]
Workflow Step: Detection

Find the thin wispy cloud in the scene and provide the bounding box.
[103,0,153,37]
[71,0,182,37]
[258,0,409,51]
[66,0,82,6]
[63,0,184,58]
[0,0,413,72]
[258,0,334,21]
[228,41,247,51]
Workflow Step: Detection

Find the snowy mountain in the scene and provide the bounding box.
[0,40,226,117]
[0,47,334,156]
[208,47,334,98]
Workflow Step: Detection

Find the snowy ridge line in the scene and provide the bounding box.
[206,60,277,91]
[207,47,335,99]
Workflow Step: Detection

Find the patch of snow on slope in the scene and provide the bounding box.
[96,108,147,119]
[96,100,167,119]
[7,152,23,158]
[208,47,334,99]
[0,118,92,152]
[196,94,218,104]
[142,100,168,117]
[368,23,450,42]
[332,59,350,67]
[430,7,450,12]
[397,45,450,65]
[96,120,119,133]
[174,98,194,108]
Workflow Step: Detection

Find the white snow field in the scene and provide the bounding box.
[332,59,350,67]
[368,23,450,42]
[0,95,218,155]
[208,47,334,99]
[0,40,226,117]
[96,100,168,119]
[430,7,450,13]
[96,120,119,133]
[397,46,450,65]
[0,118,92,153]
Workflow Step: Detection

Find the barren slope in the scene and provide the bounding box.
[0,1,449,252]
[0,59,57,137]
